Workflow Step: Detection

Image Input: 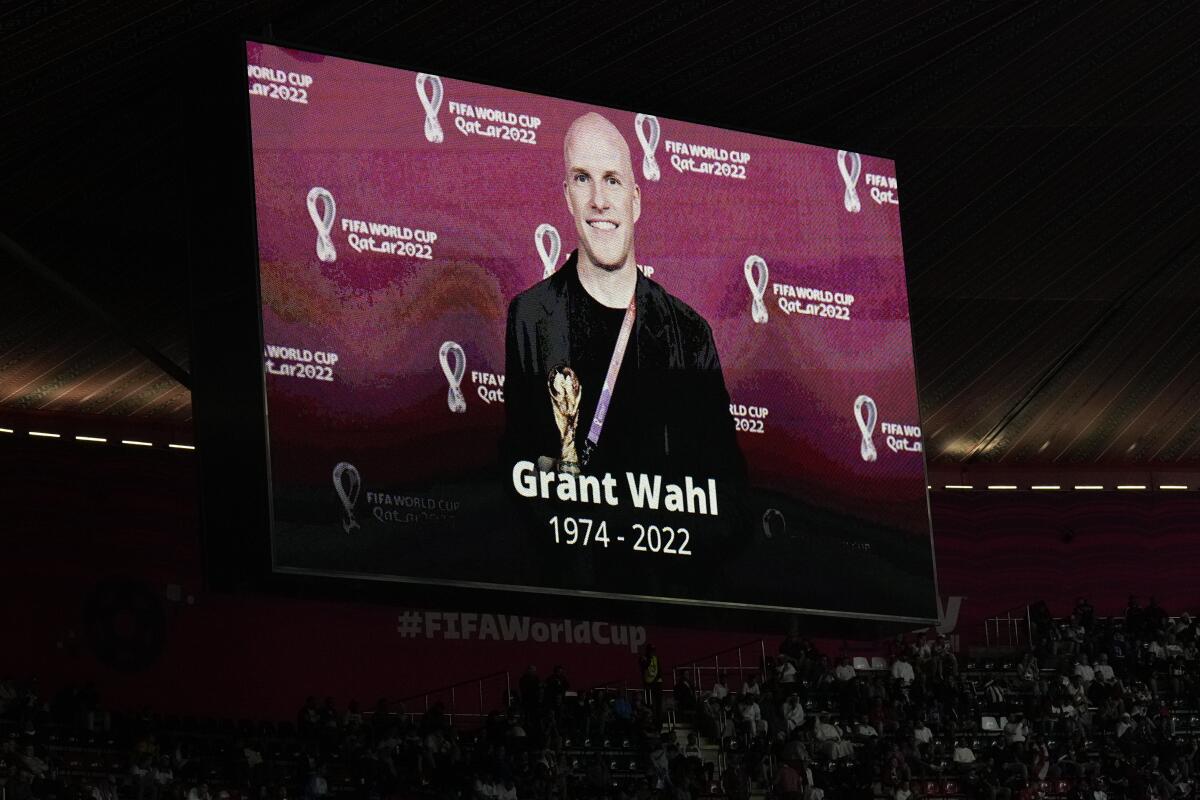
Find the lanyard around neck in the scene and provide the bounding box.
[580,294,636,467]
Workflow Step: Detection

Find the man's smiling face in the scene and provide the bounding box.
[563,112,641,271]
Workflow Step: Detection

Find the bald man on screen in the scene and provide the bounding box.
[502,112,745,482]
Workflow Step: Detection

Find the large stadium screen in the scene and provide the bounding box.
[246,41,936,622]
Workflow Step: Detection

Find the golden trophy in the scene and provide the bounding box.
[546,365,581,475]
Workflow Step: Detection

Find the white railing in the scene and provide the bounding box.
[984,606,1031,648]
[388,669,511,728]
[673,638,768,696]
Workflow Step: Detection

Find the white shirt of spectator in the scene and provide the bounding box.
[1095,663,1115,682]
[835,664,856,682]
[1075,664,1095,684]
[784,700,805,730]
[711,682,729,700]
[1004,720,1028,743]
[22,753,50,778]
[779,661,797,684]
[892,659,915,685]
[815,722,843,742]
[953,746,976,764]
[914,725,933,745]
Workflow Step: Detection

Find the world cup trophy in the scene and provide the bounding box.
[545,365,582,475]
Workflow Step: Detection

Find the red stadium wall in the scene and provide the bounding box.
[933,491,1200,630]
[3,438,1198,719]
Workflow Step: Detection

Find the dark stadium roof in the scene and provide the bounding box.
[2,1,1198,472]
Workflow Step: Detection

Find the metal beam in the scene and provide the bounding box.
[0,229,192,390]
[964,229,1200,463]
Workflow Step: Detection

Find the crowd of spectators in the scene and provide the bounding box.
[678,596,1200,800]
[2,598,1199,800]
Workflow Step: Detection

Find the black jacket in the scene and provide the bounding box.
[502,251,745,483]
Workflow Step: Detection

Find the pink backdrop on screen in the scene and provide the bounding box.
[246,42,926,534]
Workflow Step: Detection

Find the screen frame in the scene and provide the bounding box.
[192,33,940,631]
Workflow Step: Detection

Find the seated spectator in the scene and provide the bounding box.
[154,754,175,784]
[1004,714,1029,744]
[1116,712,1135,740]
[783,693,805,731]
[473,771,498,799]
[342,699,363,730]
[709,673,730,705]
[742,673,762,697]
[738,694,766,737]
[1149,636,1168,662]
[305,764,328,800]
[648,735,671,790]
[1094,653,1116,684]
[953,740,977,768]
[781,732,810,763]
[297,696,319,737]
[1075,655,1095,687]
[131,755,155,800]
[813,715,854,760]
[913,719,933,748]
[778,657,798,685]
[813,656,837,690]
[1147,597,1168,629]
[1065,674,1088,710]
[1064,616,1087,653]
[1074,597,1096,629]
[91,778,119,800]
[892,654,915,687]
[854,715,879,739]
[19,745,48,780]
[936,635,959,677]
[319,697,338,732]
[834,657,857,683]
[632,693,655,735]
